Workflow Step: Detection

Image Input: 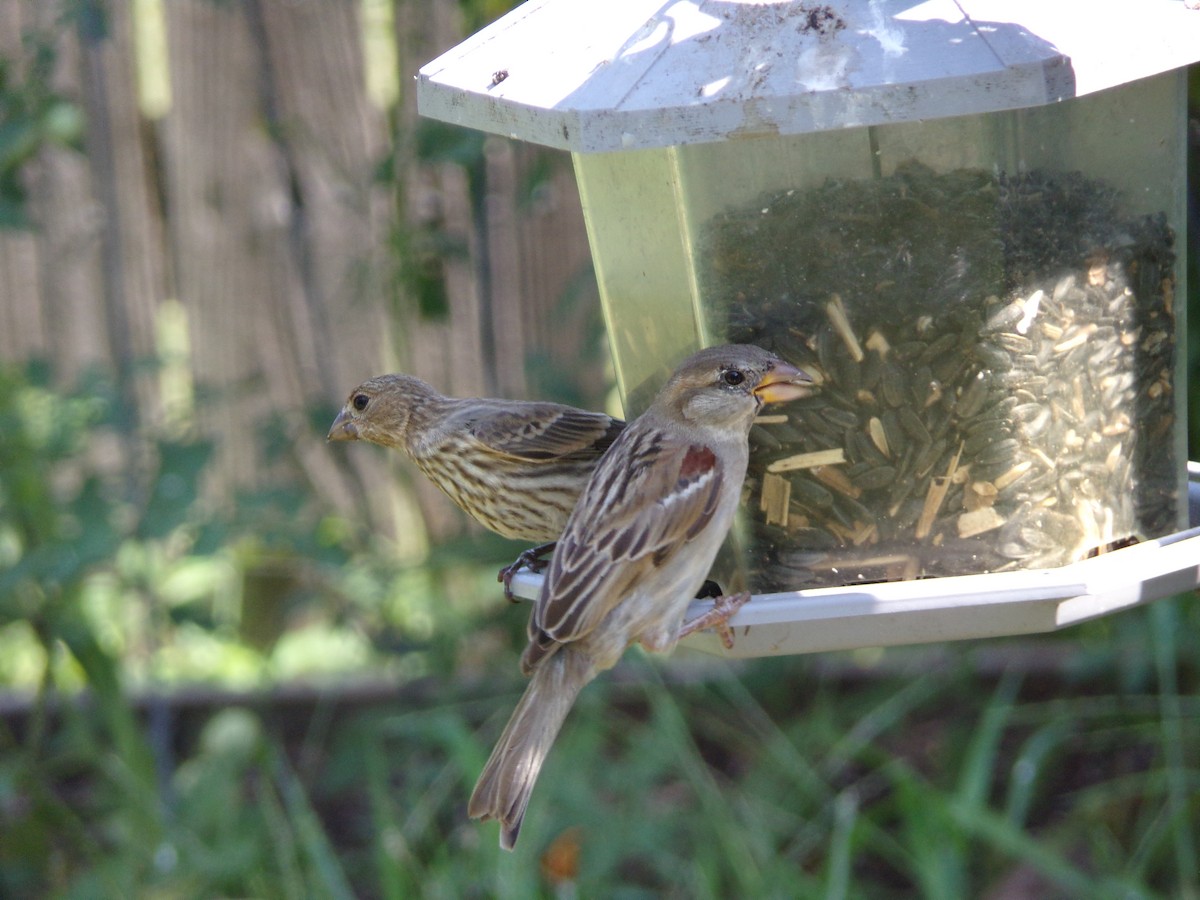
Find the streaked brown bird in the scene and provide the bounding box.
[468,345,811,850]
[327,374,625,585]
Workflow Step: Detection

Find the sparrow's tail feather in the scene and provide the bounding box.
[468,648,595,850]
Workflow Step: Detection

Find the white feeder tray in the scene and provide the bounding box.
[505,464,1200,658]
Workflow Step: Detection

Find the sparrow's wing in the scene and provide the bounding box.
[465,404,625,462]
[526,421,724,663]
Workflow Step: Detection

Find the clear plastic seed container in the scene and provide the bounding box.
[417,1,1196,596]
[574,73,1187,591]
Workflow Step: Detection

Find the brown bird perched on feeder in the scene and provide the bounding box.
[468,344,812,850]
[327,373,625,592]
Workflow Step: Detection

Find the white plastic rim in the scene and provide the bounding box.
[505,465,1200,658]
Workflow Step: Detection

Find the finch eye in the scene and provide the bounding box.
[352,394,369,411]
[721,369,745,386]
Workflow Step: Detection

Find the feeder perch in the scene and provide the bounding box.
[419,0,1200,656]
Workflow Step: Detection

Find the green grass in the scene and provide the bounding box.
[2,569,1198,897]
[256,601,1195,900]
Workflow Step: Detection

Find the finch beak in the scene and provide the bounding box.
[753,361,814,405]
[327,408,359,442]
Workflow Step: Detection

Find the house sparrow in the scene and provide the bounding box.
[328,374,624,589]
[468,345,811,849]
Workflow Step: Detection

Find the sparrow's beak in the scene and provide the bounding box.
[327,408,359,441]
[753,361,814,405]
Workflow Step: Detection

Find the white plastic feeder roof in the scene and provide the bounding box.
[417,0,1200,152]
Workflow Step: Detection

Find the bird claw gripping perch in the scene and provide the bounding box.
[498,541,556,602]
[678,591,752,649]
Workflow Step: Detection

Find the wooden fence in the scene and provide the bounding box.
[0,0,603,547]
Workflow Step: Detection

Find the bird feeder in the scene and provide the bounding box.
[418,0,1200,655]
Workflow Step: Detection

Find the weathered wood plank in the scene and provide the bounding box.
[75,0,166,422]
[0,1,50,362]
[159,0,303,493]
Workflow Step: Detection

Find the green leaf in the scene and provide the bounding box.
[137,439,213,541]
[0,118,40,171]
[414,119,486,168]
[0,196,30,229]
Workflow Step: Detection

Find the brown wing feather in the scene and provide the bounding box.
[525,425,724,665]
[466,405,624,462]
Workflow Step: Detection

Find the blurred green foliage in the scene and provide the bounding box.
[0,21,85,228]
[0,358,524,894]
[1,359,1198,897]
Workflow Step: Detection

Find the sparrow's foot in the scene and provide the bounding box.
[497,541,556,603]
[678,591,752,648]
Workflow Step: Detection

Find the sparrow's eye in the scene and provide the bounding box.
[721,368,745,386]
[352,393,369,411]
